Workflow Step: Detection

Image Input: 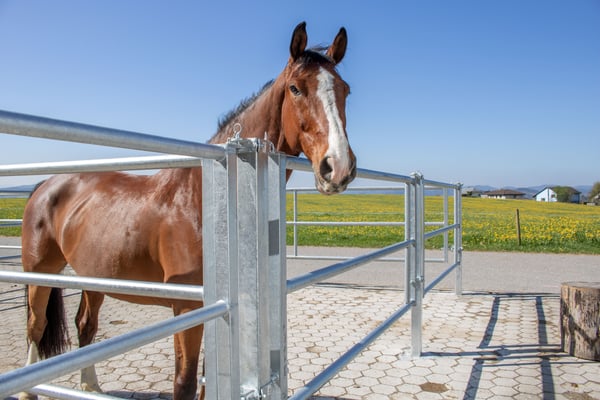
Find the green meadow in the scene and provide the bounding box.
[285,194,600,254]
[2,194,599,254]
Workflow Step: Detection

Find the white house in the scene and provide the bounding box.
[534,186,581,203]
[534,187,558,202]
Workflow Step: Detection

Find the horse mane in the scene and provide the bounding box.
[215,80,275,135]
[212,48,335,141]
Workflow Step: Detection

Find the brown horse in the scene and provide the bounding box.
[19,22,355,400]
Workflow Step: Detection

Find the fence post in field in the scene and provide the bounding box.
[516,208,522,246]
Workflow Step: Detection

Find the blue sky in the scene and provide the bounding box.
[1,1,599,189]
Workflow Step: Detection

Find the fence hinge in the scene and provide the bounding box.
[240,372,280,400]
[240,387,260,400]
[259,372,280,399]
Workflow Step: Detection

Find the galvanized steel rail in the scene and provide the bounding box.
[0,301,229,398]
[0,270,204,301]
[0,110,225,160]
[286,240,413,293]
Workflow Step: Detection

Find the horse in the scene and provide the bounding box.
[19,22,356,400]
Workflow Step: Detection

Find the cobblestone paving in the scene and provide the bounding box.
[2,268,599,400]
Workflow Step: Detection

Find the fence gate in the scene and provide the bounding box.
[0,109,462,400]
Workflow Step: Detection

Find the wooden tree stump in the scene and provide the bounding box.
[560,282,600,361]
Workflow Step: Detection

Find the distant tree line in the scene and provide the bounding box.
[589,181,600,201]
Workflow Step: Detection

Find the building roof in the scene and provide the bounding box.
[485,189,525,196]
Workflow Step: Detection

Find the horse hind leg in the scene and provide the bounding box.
[19,285,70,400]
[75,290,105,392]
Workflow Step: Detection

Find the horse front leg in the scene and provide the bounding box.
[75,290,105,392]
[173,320,204,400]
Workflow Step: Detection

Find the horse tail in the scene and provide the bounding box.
[26,285,71,358]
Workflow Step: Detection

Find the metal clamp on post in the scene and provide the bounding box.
[226,123,275,154]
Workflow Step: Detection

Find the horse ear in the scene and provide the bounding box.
[327,27,347,64]
[290,22,307,61]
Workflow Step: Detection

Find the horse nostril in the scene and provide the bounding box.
[319,157,333,181]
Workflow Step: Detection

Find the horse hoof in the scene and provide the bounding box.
[18,392,37,400]
[81,383,103,393]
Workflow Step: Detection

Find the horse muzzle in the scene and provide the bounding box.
[315,155,357,195]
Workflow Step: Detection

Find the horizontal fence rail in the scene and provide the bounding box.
[287,240,413,293]
[0,271,204,301]
[0,155,203,176]
[0,300,229,398]
[0,110,225,160]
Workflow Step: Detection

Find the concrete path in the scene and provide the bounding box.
[1,240,599,399]
[286,246,600,294]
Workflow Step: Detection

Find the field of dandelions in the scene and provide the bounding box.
[284,194,600,254]
[2,195,599,254]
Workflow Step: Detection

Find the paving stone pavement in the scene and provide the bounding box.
[1,247,599,399]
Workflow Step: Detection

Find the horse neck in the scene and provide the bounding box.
[153,79,289,196]
[209,77,297,155]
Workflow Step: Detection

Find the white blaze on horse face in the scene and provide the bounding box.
[317,67,351,184]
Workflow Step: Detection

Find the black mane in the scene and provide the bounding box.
[216,80,275,134]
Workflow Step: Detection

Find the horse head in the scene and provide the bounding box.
[280,22,357,195]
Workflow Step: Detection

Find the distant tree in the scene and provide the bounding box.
[554,186,571,203]
[589,181,600,200]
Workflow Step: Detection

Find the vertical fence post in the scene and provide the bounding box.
[515,208,522,246]
[404,182,415,306]
[454,184,463,297]
[234,141,272,399]
[411,172,425,358]
[267,152,288,399]
[292,190,298,257]
[203,146,240,400]
[203,139,284,399]
[443,187,449,263]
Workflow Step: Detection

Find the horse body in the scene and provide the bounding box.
[22,168,205,399]
[20,22,355,400]
[23,168,204,304]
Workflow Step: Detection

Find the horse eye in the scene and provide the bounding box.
[289,85,301,96]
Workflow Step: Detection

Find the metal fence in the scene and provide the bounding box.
[0,109,462,399]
